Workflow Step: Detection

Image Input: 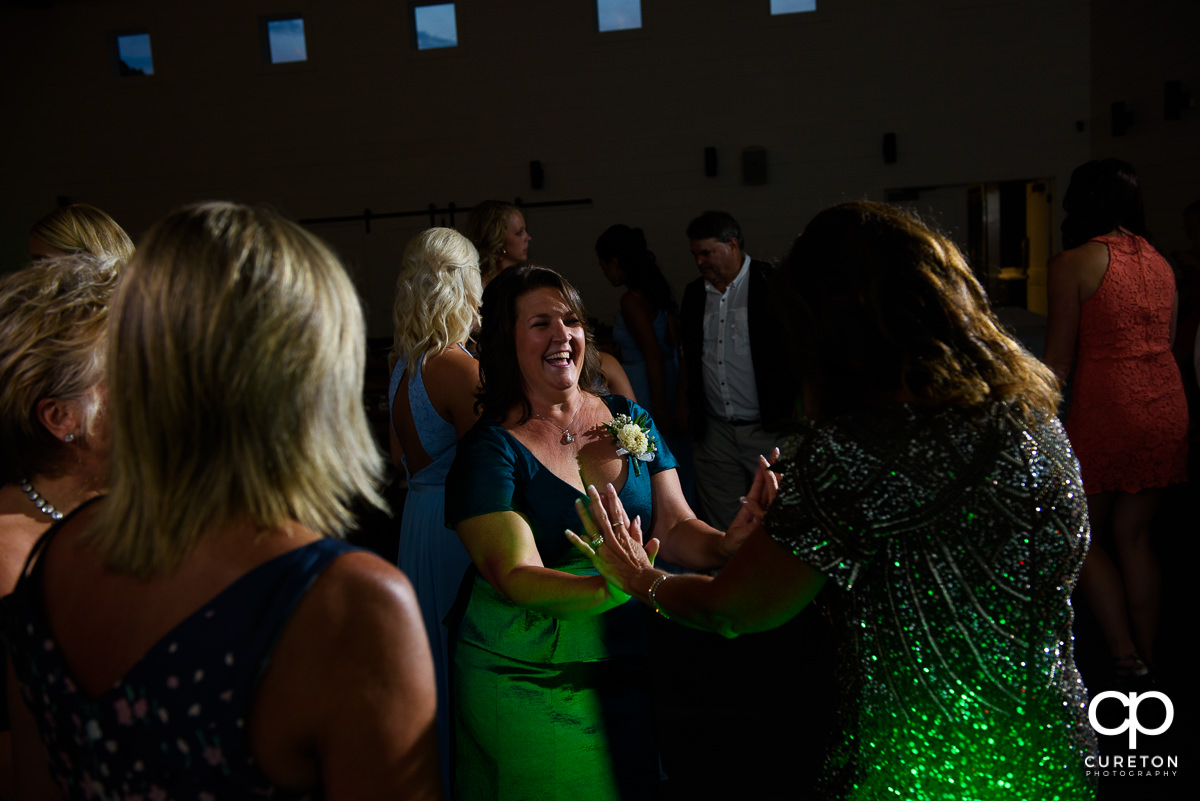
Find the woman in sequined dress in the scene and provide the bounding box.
[572,201,1098,800]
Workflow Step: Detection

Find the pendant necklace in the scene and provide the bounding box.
[533,398,583,445]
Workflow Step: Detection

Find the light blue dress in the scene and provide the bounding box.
[612,307,694,506]
[388,346,474,795]
[612,308,677,411]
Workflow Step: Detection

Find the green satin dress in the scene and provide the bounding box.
[445,396,673,801]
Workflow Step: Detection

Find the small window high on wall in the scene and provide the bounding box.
[413,3,458,50]
[598,0,642,32]
[262,16,308,64]
[112,31,154,76]
[770,0,817,14]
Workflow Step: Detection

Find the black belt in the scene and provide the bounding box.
[713,416,760,425]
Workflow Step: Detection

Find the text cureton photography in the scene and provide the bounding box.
[1085,691,1180,780]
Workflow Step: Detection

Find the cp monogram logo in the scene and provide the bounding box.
[1088,691,1174,748]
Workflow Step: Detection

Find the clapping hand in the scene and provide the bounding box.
[567,484,658,597]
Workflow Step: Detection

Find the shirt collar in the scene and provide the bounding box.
[705,253,751,295]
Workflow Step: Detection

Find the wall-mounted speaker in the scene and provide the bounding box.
[704,146,718,177]
[882,132,897,164]
[530,160,545,190]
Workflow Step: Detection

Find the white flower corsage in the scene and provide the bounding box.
[602,412,657,477]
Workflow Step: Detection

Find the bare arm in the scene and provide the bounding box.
[457,511,627,619]
[570,485,824,638]
[620,292,671,426]
[648,451,779,572]
[600,352,636,402]
[1043,250,1084,384]
[251,553,442,800]
[1044,242,1109,384]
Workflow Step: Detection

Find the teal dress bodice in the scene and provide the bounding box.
[445,395,675,800]
[445,394,676,664]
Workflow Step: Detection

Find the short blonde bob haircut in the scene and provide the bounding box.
[389,227,482,372]
[31,203,135,267]
[462,200,520,282]
[91,202,386,578]
[0,254,118,483]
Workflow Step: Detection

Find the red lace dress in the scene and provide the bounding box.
[1065,234,1188,494]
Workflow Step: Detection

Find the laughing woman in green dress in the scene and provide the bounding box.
[573,202,1099,801]
[444,266,772,801]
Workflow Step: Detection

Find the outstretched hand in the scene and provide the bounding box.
[725,447,781,553]
[567,484,658,597]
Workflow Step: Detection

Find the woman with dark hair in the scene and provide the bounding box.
[595,224,679,428]
[444,265,769,800]
[1044,158,1188,683]
[572,201,1097,800]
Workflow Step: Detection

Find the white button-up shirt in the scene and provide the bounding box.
[701,254,759,421]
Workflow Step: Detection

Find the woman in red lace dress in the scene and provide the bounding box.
[1044,158,1188,683]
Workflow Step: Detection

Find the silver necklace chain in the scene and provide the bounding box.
[532,399,584,445]
[19,477,64,520]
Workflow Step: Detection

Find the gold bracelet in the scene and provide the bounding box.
[648,573,672,620]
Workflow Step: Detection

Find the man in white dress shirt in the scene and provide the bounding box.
[678,211,797,530]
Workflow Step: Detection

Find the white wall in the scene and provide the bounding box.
[5,1,1189,337]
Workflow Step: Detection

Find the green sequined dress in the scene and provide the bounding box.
[764,403,1097,801]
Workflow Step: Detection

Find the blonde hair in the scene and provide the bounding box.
[92,202,385,577]
[31,204,135,266]
[0,254,118,483]
[462,200,520,281]
[390,227,481,371]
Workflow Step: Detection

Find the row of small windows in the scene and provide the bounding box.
[596,0,817,32]
[112,1,817,75]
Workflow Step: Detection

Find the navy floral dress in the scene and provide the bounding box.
[5,517,357,800]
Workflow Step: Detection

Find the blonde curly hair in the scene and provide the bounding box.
[390,227,482,371]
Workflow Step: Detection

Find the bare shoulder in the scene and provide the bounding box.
[424,343,477,375]
[251,546,438,798]
[620,289,655,317]
[1050,242,1110,301]
[423,345,478,391]
[1050,241,1109,274]
[0,514,42,594]
[302,548,421,627]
